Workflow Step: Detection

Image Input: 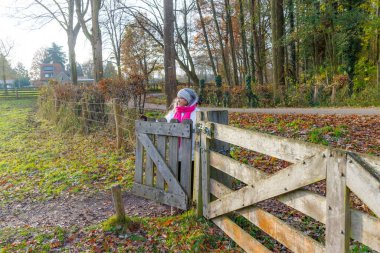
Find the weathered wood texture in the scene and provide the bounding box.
[326,150,350,253]
[213,215,272,253]
[133,119,193,210]
[168,119,179,192]
[144,118,156,187]
[206,153,327,219]
[201,123,211,218]
[111,184,126,223]
[204,111,233,189]
[198,121,380,253]
[211,122,327,163]
[133,183,188,210]
[347,154,380,218]
[135,120,191,137]
[180,119,193,196]
[211,179,325,253]
[193,111,203,217]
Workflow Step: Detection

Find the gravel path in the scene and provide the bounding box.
[143,103,380,115]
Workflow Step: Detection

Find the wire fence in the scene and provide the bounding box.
[39,96,141,150]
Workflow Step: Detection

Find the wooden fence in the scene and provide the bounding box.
[132,118,194,210]
[194,119,380,253]
[0,87,39,99]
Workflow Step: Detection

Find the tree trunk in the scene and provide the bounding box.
[249,0,256,83]
[210,0,231,86]
[239,0,249,76]
[271,0,285,103]
[196,0,217,77]
[164,0,177,108]
[92,0,103,82]
[225,0,240,86]
[254,0,264,85]
[376,2,380,95]
[288,0,297,83]
[68,32,78,85]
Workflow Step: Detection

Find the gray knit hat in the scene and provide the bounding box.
[177,88,198,106]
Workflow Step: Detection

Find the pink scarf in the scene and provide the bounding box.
[173,104,197,123]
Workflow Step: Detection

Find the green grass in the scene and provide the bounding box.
[0,99,134,206]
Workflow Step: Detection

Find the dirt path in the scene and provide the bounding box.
[0,190,180,229]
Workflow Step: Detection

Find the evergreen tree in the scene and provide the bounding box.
[43,43,67,67]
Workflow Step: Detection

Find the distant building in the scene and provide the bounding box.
[40,63,65,82]
[38,63,94,85]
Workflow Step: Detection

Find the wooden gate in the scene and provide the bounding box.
[133,118,193,210]
[194,121,380,253]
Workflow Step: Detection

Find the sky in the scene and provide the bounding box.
[0,1,93,72]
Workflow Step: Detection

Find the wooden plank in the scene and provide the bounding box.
[180,119,193,197]
[145,118,156,186]
[213,216,272,253]
[210,151,267,184]
[351,209,380,252]
[203,112,233,189]
[193,111,204,217]
[326,150,350,253]
[278,190,380,252]
[133,183,188,210]
[137,133,186,197]
[278,190,326,223]
[135,120,191,137]
[168,119,179,193]
[213,153,380,251]
[211,122,327,163]
[353,152,380,176]
[347,154,380,218]
[134,137,144,184]
[156,118,167,190]
[211,179,325,253]
[206,153,327,219]
[201,124,211,218]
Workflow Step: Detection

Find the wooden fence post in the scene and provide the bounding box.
[112,98,123,149]
[201,122,212,219]
[81,97,89,134]
[326,149,350,253]
[194,111,204,217]
[180,119,193,198]
[205,110,233,189]
[111,184,126,223]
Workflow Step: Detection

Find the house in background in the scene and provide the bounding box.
[39,63,70,85]
[38,63,94,85]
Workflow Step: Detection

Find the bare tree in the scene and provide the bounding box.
[102,0,127,78]
[210,0,231,86]
[118,0,200,85]
[224,0,239,86]
[0,40,14,95]
[18,0,89,85]
[195,0,217,77]
[75,0,104,82]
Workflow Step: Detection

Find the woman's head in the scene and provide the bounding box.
[177,88,198,107]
